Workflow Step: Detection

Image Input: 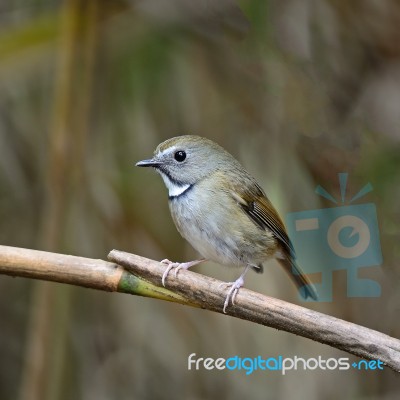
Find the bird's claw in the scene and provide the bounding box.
[160,259,204,286]
[219,277,245,313]
[161,259,180,286]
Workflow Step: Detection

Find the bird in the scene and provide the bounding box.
[136,135,317,312]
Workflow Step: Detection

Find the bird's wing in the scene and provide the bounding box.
[230,182,295,257]
[228,178,317,299]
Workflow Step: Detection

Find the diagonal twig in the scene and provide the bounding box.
[108,250,400,373]
[0,245,399,372]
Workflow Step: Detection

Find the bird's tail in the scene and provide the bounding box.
[278,256,318,301]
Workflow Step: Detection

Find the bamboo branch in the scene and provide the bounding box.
[1,245,399,372]
[0,245,189,305]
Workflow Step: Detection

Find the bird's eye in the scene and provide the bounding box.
[174,150,186,162]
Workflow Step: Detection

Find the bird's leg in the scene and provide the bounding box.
[160,258,206,286]
[219,265,252,313]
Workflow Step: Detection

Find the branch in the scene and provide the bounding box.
[1,245,399,372]
[108,250,400,372]
[0,245,189,305]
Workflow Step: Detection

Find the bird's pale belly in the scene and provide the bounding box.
[169,191,276,267]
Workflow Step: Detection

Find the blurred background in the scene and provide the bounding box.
[1,0,400,399]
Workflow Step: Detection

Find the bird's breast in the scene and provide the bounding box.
[168,183,277,266]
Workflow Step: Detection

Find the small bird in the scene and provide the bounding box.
[136,135,317,312]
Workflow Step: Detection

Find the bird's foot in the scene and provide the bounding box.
[218,265,252,313]
[160,259,205,286]
[218,275,245,314]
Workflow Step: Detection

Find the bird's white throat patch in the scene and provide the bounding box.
[159,172,191,197]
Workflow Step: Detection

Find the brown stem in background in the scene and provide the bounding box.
[18,1,100,400]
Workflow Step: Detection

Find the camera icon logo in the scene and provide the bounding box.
[286,173,382,301]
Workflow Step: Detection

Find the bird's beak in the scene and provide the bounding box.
[135,158,161,168]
